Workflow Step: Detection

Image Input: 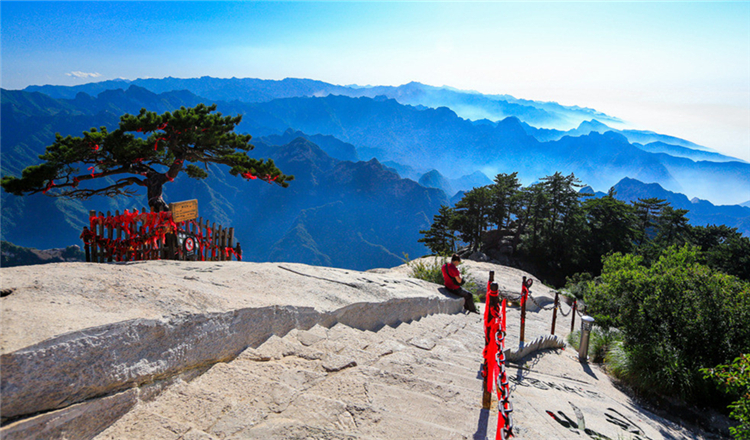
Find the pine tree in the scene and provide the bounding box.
[632,197,668,245]
[1,104,293,211]
[490,172,522,230]
[582,187,639,273]
[454,186,492,252]
[418,205,457,255]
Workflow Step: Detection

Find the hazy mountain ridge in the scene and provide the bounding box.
[23,77,620,130]
[583,178,750,236]
[521,119,735,161]
[4,85,747,205]
[633,141,741,163]
[3,81,749,270]
[417,169,493,196]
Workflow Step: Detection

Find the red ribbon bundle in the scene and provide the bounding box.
[241,171,278,184]
[87,211,240,263]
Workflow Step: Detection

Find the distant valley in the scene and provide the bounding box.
[3,77,749,270]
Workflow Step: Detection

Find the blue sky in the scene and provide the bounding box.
[2,1,749,161]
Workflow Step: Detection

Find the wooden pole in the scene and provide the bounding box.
[115,210,122,262]
[86,210,96,262]
[570,300,577,333]
[520,278,527,345]
[106,211,113,262]
[97,211,105,263]
[219,226,226,261]
[551,291,559,335]
[228,227,235,260]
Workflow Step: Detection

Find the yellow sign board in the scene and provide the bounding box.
[170,199,199,223]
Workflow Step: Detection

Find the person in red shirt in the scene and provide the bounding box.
[442,254,479,314]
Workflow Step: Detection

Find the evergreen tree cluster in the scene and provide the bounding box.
[419,171,750,285]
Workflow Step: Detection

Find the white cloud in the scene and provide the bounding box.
[65,71,102,78]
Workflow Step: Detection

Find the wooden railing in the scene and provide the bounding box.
[81,207,241,263]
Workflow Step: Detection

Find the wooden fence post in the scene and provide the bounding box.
[211,222,217,261]
[115,210,122,262]
[570,300,577,333]
[551,291,559,335]
[97,211,105,263]
[520,279,527,346]
[86,210,96,262]
[228,227,235,260]
[83,205,237,264]
[106,211,113,262]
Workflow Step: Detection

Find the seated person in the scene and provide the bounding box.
[441,254,479,314]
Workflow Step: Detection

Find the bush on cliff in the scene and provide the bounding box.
[585,245,750,404]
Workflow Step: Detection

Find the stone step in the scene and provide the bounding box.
[363,381,481,438]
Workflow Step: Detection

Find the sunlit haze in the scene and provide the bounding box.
[2,1,749,161]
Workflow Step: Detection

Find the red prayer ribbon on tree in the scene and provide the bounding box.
[42,180,55,194]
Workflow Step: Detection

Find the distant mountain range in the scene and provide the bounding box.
[582,178,750,236]
[24,77,620,129]
[3,76,750,270]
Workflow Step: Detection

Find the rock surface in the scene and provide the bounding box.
[1,259,713,439]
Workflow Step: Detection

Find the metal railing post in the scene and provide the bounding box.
[578,316,595,362]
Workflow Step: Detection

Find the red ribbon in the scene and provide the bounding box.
[42,180,55,194]
[86,212,241,263]
[154,137,167,151]
[242,171,278,184]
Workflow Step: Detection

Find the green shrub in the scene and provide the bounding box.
[703,354,750,440]
[407,256,446,285]
[585,245,750,402]
[407,256,481,301]
[567,326,622,363]
[605,340,632,381]
[564,272,599,300]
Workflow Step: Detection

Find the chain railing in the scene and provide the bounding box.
[482,272,514,439]
[480,272,593,438]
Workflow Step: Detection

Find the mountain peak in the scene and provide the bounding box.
[577,119,611,132]
[418,169,453,195]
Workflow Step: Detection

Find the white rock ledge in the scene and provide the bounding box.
[1,296,461,430]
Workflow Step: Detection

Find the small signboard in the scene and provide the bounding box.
[183,235,197,260]
[170,199,198,223]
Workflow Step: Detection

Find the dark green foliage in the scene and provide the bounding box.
[585,246,750,402]
[2,104,292,210]
[453,186,492,252]
[420,170,750,287]
[703,354,750,440]
[490,172,522,230]
[582,188,638,273]
[418,205,457,255]
[567,326,623,363]
[530,172,588,275]
[692,225,750,281]
[632,197,668,246]
[406,256,447,286]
